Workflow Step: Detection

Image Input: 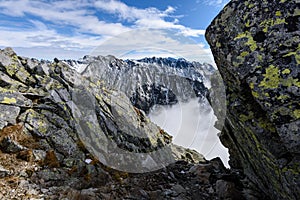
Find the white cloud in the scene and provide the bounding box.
[164,6,176,15]
[92,29,214,63]
[0,0,130,36]
[94,0,174,21]
[0,0,208,60]
[0,18,106,61]
[0,0,130,58]
[179,28,206,37]
[202,0,230,7]
[0,18,104,48]
[94,0,205,37]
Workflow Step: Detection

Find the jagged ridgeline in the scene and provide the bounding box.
[64,55,215,113]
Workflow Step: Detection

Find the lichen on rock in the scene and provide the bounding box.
[206,0,300,199]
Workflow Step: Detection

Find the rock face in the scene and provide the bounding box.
[206,0,300,199]
[0,47,242,199]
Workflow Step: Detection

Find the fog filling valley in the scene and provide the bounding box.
[148,98,230,167]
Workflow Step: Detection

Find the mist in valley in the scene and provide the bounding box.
[148,98,230,167]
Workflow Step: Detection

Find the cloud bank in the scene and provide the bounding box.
[0,0,209,60]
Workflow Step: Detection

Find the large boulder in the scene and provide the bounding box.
[206,0,300,199]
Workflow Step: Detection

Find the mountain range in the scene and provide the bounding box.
[64,55,215,114]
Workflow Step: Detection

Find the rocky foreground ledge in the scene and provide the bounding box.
[206,0,299,199]
[0,47,243,199]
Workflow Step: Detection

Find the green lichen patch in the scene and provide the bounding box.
[294,8,300,16]
[252,91,259,98]
[240,51,249,57]
[277,94,289,101]
[234,31,257,51]
[259,65,280,89]
[275,11,282,17]
[293,109,300,119]
[1,97,17,104]
[260,18,286,32]
[283,44,300,64]
[282,77,300,88]
[6,64,18,77]
[282,69,291,75]
[239,111,254,122]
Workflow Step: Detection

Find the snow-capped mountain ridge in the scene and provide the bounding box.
[63,55,215,113]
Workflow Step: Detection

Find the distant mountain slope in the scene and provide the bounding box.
[64,56,215,113]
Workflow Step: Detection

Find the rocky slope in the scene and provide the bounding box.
[0,47,242,199]
[206,0,300,199]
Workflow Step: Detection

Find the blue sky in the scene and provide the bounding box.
[0,0,229,62]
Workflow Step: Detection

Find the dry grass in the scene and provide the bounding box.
[0,123,44,199]
[0,123,39,149]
